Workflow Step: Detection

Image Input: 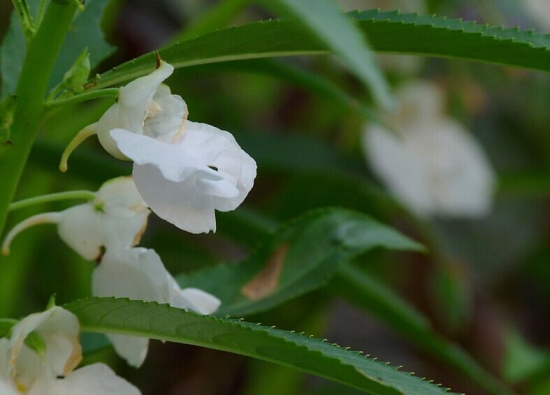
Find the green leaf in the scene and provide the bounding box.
[353,9,550,70]
[503,329,550,383]
[87,10,550,92]
[66,297,453,395]
[333,264,515,395]
[178,208,423,317]
[262,0,392,109]
[0,0,113,97]
[178,58,383,124]
[49,0,114,90]
[213,207,514,395]
[0,318,18,338]
[0,7,28,97]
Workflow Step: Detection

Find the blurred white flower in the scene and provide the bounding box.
[524,0,550,30]
[2,177,149,259]
[362,80,495,218]
[93,247,220,367]
[61,60,256,234]
[0,306,140,395]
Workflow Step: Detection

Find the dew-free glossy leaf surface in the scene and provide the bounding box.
[265,0,392,108]
[66,297,454,395]
[0,0,113,97]
[87,10,550,91]
[178,208,423,317]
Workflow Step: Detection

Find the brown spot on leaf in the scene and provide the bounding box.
[241,243,289,301]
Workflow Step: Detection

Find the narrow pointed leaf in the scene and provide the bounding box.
[66,297,454,395]
[86,10,550,91]
[263,0,392,108]
[1,0,113,97]
[178,208,423,317]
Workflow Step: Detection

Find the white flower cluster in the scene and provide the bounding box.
[61,60,257,234]
[2,60,258,392]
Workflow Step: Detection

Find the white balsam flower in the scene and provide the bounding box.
[2,177,149,259]
[61,60,256,234]
[111,121,256,233]
[362,80,495,218]
[96,61,187,159]
[0,307,140,395]
[92,247,220,367]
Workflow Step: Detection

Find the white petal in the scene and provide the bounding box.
[417,119,495,217]
[97,176,148,218]
[0,380,17,395]
[92,248,220,365]
[93,248,172,305]
[362,125,434,217]
[395,80,445,123]
[111,129,214,181]
[524,0,550,29]
[110,123,256,233]
[111,130,221,233]
[179,122,257,212]
[143,87,187,143]
[118,61,174,110]
[57,177,150,260]
[134,163,218,233]
[92,248,173,367]
[9,307,81,379]
[172,288,221,315]
[0,339,13,386]
[363,80,495,219]
[104,334,149,369]
[52,363,141,395]
[57,205,105,260]
[97,61,175,158]
[10,345,43,394]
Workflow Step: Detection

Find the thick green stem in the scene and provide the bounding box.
[0,1,77,237]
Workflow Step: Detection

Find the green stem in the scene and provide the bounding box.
[12,0,36,41]
[35,0,48,27]
[8,190,96,212]
[46,88,119,111]
[0,1,77,237]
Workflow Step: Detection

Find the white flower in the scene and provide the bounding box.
[0,307,140,395]
[60,60,256,234]
[2,177,149,259]
[96,61,188,159]
[92,247,220,367]
[524,0,550,30]
[362,80,495,218]
[111,122,256,233]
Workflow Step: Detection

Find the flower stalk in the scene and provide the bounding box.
[0,0,78,238]
[8,190,96,212]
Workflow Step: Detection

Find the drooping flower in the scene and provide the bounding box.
[110,122,256,233]
[2,177,149,259]
[60,59,256,234]
[0,306,140,394]
[92,247,221,367]
[362,80,495,218]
